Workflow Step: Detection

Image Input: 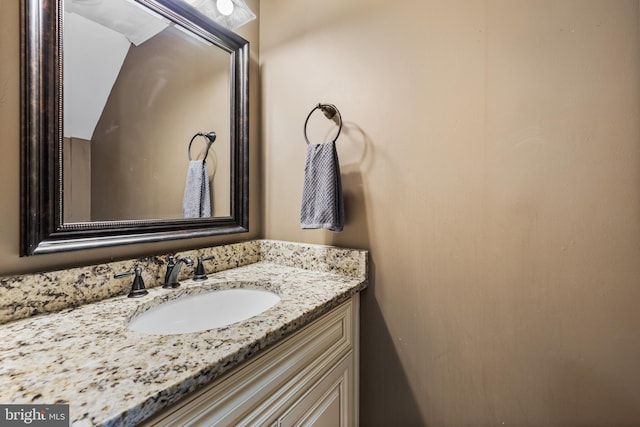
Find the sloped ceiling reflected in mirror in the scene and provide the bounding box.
[63,0,170,140]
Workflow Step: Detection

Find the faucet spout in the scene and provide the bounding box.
[163,255,193,288]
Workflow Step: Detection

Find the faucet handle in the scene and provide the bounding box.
[193,255,215,281]
[114,266,149,298]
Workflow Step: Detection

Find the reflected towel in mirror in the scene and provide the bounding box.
[183,160,211,218]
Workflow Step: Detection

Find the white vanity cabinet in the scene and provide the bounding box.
[143,295,359,427]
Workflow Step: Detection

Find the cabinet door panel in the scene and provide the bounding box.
[279,355,353,427]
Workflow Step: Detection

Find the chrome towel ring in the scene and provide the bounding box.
[188,131,216,161]
[304,103,342,145]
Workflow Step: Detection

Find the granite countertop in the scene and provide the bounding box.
[0,245,367,426]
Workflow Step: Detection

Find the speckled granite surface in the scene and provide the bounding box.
[0,240,366,325]
[0,241,262,325]
[0,241,367,426]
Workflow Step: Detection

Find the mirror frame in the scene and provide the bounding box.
[20,0,249,256]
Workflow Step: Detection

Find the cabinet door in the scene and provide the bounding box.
[278,354,353,427]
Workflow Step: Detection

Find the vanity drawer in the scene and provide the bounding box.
[143,296,358,427]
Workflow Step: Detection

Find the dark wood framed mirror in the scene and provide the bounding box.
[20,0,249,256]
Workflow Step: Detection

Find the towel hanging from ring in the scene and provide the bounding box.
[183,131,216,218]
[300,103,344,232]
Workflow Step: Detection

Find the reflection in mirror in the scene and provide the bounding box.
[20,0,249,256]
[63,0,231,222]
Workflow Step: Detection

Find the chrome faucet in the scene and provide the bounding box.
[163,255,193,288]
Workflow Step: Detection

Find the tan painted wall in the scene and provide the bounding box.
[260,0,640,425]
[0,0,260,275]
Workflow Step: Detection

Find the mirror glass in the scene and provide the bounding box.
[21,0,249,255]
[63,1,231,222]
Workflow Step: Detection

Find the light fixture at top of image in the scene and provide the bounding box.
[216,0,234,16]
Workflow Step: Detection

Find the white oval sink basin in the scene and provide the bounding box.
[128,288,281,335]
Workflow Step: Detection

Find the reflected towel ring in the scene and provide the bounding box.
[188,131,217,161]
[304,103,342,145]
